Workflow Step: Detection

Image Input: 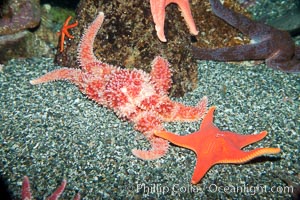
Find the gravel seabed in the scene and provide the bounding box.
[1,0,300,199]
[0,56,299,199]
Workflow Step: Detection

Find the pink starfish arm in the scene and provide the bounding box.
[149,56,208,122]
[150,56,172,94]
[131,94,207,160]
[21,176,31,200]
[154,96,208,122]
[132,135,170,160]
[150,0,167,42]
[150,0,198,42]
[21,176,80,200]
[131,97,207,160]
[167,0,198,34]
[30,68,83,85]
[77,12,105,67]
[74,193,81,200]
[46,180,67,200]
[131,110,169,160]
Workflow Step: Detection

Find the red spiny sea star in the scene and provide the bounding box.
[30,12,207,160]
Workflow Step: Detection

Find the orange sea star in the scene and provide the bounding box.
[30,12,207,160]
[155,106,281,184]
[150,0,198,42]
[57,16,78,52]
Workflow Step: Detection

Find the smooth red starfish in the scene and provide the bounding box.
[155,106,281,184]
[150,0,198,42]
[57,16,78,52]
[21,176,80,200]
[30,12,207,160]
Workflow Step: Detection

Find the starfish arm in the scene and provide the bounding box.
[78,12,104,66]
[217,147,281,164]
[199,106,216,129]
[155,96,207,122]
[22,176,32,200]
[132,136,169,160]
[30,68,82,85]
[150,56,172,94]
[46,180,67,200]
[209,0,268,38]
[63,21,79,39]
[59,33,66,52]
[192,42,272,62]
[223,130,269,149]
[58,16,78,52]
[63,16,72,27]
[190,146,280,184]
[266,51,300,73]
[201,0,300,73]
[154,130,198,150]
[150,0,167,42]
[191,156,215,184]
[66,21,79,30]
[73,193,81,200]
[63,31,74,39]
[167,0,198,35]
[131,111,169,160]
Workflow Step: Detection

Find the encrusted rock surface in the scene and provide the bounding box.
[55,0,250,97]
[0,0,41,35]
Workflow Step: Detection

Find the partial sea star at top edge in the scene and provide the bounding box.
[155,106,281,184]
[150,0,198,42]
[57,16,78,52]
[30,12,208,160]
